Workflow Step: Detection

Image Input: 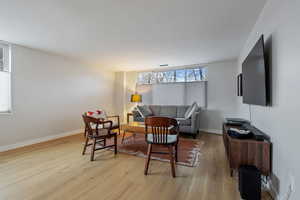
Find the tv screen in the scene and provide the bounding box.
[242,35,268,106]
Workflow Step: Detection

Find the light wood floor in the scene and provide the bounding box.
[0,133,271,200]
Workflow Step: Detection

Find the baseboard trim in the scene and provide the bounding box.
[0,129,84,152]
[199,129,222,135]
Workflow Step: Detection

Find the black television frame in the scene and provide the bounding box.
[242,35,270,106]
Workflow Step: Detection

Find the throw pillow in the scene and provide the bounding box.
[136,105,153,118]
[184,102,198,119]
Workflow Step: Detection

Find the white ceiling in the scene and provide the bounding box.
[0,0,266,71]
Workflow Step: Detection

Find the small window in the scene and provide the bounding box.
[156,71,175,83]
[175,69,186,82]
[186,68,202,82]
[137,72,155,84]
[137,66,206,85]
[0,42,11,113]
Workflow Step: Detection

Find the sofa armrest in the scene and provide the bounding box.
[191,111,201,133]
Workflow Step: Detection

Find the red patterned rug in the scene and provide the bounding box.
[106,134,203,167]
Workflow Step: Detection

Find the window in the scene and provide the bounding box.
[137,67,206,85]
[0,43,11,113]
[186,68,207,82]
[156,70,175,83]
[175,69,186,82]
[137,72,156,84]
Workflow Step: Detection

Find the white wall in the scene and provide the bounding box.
[200,60,240,133]
[114,72,126,122]
[237,0,300,199]
[0,45,115,149]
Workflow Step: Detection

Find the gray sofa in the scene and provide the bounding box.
[132,105,201,138]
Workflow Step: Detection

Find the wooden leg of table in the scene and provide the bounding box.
[114,134,118,155]
[175,143,178,162]
[144,144,152,175]
[122,131,126,144]
[133,133,136,143]
[82,137,89,155]
[90,138,96,161]
[168,146,176,178]
[230,169,234,177]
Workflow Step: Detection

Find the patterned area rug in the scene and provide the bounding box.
[107,134,203,167]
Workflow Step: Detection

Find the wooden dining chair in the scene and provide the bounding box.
[84,114,121,138]
[82,114,118,161]
[144,116,179,177]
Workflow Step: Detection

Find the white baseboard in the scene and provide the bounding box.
[199,128,222,135]
[0,129,83,152]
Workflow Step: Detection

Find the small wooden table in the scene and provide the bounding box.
[120,122,147,143]
[120,122,176,143]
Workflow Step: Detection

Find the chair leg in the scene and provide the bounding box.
[84,127,87,138]
[90,138,96,161]
[82,137,89,155]
[103,138,106,147]
[144,144,152,175]
[114,134,118,155]
[118,128,121,135]
[168,146,176,178]
[122,131,126,144]
[175,144,178,162]
[133,133,136,143]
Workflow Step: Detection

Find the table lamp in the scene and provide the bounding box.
[130,93,142,103]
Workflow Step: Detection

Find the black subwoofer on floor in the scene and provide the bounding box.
[239,165,261,200]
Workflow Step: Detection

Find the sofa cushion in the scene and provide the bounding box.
[149,105,161,116]
[184,102,198,119]
[176,118,192,126]
[159,106,177,118]
[176,106,189,118]
[137,105,153,118]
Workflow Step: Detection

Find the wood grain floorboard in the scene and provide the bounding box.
[0,132,272,200]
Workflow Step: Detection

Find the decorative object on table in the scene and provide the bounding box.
[130,93,142,103]
[82,114,118,161]
[86,109,107,119]
[144,116,179,177]
[130,82,142,104]
[228,128,253,139]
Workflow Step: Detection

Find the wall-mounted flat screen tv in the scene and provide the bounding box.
[242,35,269,106]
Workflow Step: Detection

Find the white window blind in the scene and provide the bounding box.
[0,43,11,113]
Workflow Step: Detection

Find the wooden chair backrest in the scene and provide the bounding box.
[82,114,102,137]
[145,116,178,144]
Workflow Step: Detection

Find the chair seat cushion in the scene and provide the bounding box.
[91,122,119,130]
[146,134,178,144]
[89,129,109,137]
[103,122,119,129]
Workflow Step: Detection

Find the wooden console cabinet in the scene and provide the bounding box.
[222,123,271,176]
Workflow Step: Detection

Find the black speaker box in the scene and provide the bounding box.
[239,165,261,200]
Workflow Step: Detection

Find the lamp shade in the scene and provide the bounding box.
[130,94,142,102]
